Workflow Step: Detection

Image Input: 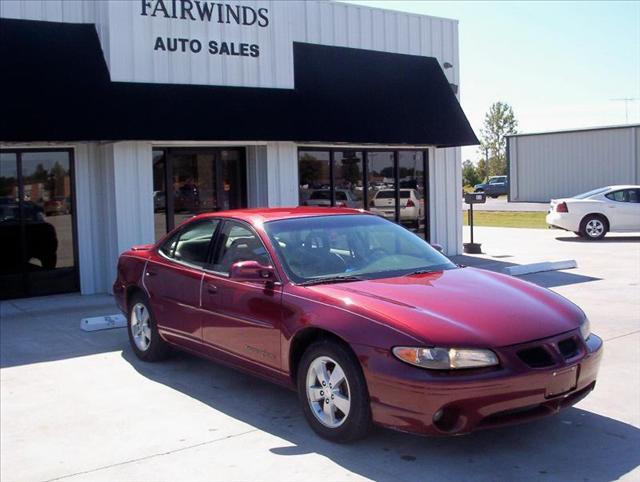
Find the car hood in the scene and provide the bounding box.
[305,267,583,347]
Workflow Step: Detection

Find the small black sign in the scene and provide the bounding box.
[465,192,487,204]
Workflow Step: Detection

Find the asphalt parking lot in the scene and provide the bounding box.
[1,227,639,482]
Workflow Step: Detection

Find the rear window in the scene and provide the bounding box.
[574,187,609,199]
[309,191,331,200]
[376,190,411,199]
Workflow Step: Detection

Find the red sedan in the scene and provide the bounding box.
[114,208,603,442]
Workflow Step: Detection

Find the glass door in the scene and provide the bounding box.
[153,148,247,240]
[0,149,78,299]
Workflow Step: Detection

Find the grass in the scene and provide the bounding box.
[463,210,547,229]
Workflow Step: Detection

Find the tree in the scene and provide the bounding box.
[462,159,481,187]
[480,101,517,178]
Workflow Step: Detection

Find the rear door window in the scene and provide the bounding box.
[606,190,628,202]
[162,220,219,267]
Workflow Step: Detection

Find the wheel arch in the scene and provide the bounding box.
[126,285,146,311]
[581,212,610,231]
[288,327,359,386]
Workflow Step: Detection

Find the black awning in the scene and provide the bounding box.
[0,18,478,147]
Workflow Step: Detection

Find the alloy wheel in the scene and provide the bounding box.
[130,302,152,351]
[585,219,604,238]
[306,356,351,428]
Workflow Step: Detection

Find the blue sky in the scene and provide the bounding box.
[344,1,640,162]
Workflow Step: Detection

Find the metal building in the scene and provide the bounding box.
[0,0,477,299]
[508,124,640,203]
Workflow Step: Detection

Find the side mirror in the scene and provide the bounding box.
[229,260,276,282]
[431,243,444,253]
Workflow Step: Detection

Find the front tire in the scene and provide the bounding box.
[580,215,607,240]
[297,340,372,442]
[128,293,171,362]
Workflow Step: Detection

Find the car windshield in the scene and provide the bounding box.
[264,214,456,283]
[573,187,610,199]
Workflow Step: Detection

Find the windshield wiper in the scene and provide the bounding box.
[298,275,364,286]
[403,268,435,276]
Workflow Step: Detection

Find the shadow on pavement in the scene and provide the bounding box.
[555,235,640,243]
[450,255,601,289]
[123,348,640,482]
[0,294,122,369]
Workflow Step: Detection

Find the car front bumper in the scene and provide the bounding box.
[358,333,603,435]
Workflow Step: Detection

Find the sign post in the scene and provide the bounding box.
[463,192,486,254]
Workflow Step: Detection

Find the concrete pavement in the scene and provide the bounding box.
[1,227,639,482]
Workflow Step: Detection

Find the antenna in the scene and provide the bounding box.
[610,98,639,123]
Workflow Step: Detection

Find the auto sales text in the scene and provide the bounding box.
[154,37,260,57]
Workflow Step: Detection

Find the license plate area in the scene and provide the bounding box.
[545,365,578,398]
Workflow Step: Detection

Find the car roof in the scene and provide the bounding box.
[605,185,640,190]
[190,207,371,224]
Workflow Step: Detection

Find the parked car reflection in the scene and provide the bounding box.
[302,189,359,208]
[370,188,423,229]
[43,196,70,216]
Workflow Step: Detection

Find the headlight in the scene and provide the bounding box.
[580,318,591,341]
[392,346,499,370]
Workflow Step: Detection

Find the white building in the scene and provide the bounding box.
[0,0,477,299]
[508,124,640,203]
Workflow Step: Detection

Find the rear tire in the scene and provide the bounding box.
[579,215,607,240]
[128,293,171,362]
[297,340,372,442]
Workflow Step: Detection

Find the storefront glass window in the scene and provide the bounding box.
[298,151,330,206]
[1,150,78,299]
[334,151,363,209]
[297,148,429,241]
[153,148,247,240]
[367,151,396,221]
[153,150,167,241]
[398,151,425,235]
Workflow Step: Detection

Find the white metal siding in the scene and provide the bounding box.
[509,126,640,202]
[1,1,459,89]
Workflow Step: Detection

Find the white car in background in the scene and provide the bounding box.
[370,188,423,228]
[546,185,640,240]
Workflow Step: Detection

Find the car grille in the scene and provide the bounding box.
[517,347,554,368]
[558,337,579,358]
[515,335,581,368]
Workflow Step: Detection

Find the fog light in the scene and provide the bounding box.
[432,406,461,432]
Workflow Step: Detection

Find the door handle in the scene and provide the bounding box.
[145,270,157,277]
[206,283,218,294]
